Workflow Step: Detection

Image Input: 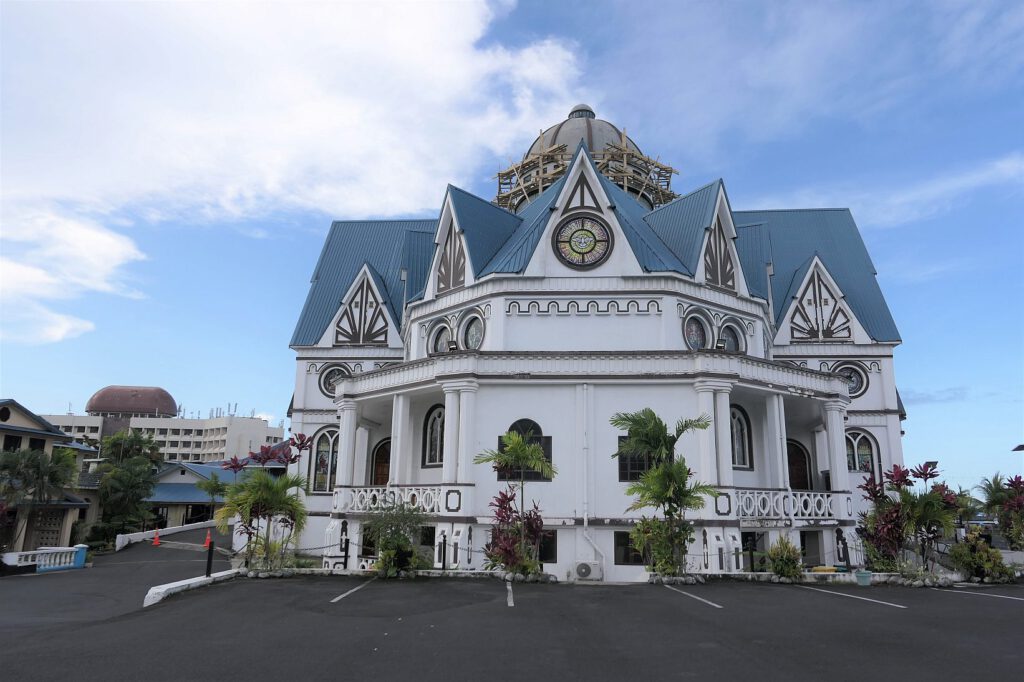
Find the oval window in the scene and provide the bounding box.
[684,317,707,350]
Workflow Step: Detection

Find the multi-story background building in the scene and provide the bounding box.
[44,386,284,464]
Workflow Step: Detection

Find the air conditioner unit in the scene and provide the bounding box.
[575,561,603,581]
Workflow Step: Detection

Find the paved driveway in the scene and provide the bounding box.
[2,572,1021,681]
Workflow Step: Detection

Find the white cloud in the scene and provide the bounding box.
[1,1,585,342]
[749,152,1024,228]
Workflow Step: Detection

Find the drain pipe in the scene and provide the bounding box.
[581,383,605,562]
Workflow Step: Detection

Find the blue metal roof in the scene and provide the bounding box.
[642,179,722,276]
[403,230,436,303]
[290,220,437,346]
[594,171,687,274]
[146,482,223,505]
[479,173,568,275]
[733,209,901,342]
[446,185,522,277]
[733,222,772,301]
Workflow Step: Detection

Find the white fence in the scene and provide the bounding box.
[115,520,220,551]
[1,544,88,572]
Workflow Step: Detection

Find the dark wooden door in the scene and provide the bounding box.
[371,440,391,486]
[787,441,811,490]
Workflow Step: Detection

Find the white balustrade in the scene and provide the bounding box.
[2,545,86,572]
[735,489,838,523]
[340,486,443,513]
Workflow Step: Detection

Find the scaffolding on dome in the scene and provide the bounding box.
[495,132,679,213]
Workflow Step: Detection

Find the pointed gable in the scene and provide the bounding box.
[643,179,722,276]
[435,225,467,294]
[734,208,900,343]
[445,185,522,278]
[334,265,392,346]
[787,260,854,341]
[290,220,436,347]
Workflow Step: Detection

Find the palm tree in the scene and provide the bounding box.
[976,474,1008,518]
[196,472,227,520]
[474,430,557,570]
[102,429,162,466]
[0,448,76,551]
[215,469,307,569]
[99,456,156,534]
[610,409,715,573]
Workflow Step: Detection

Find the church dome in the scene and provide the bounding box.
[85,386,177,417]
[526,104,642,157]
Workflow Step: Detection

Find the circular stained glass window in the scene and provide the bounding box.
[463,317,484,350]
[834,364,868,398]
[684,317,707,350]
[552,214,613,269]
[720,326,741,352]
[318,364,350,398]
[432,326,451,353]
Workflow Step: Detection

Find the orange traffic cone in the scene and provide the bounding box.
[152,529,161,547]
[203,529,212,549]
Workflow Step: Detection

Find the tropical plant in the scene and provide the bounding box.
[976,473,1024,550]
[949,530,1013,582]
[215,469,308,570]
[611,409,716,575]
[766,535,803,580]
[363,501,428,578]
[475,430,556,575]
[101,429,162,466]
[196,472,227,514]
[97,456,156,537]
[0,447,77,551]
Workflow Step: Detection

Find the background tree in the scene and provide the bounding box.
[0,448,76,551]
[610,409,715,575]
[102,429,162,466]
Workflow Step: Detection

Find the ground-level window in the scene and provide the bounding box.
[310,428,339,493]
[496,419,552,482]
[422,404,444,467]
[3,435,22,451]
[613,531,645,565]
[731,405,753,469]
[845,430,875,473]
[538,530,557,563]
[616,435,667,481]
[28,438,45,451]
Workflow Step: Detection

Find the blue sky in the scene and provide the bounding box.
[1,0,1021,489]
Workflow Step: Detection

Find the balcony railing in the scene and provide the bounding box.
[735,489,841,525]
[336,486,443,514]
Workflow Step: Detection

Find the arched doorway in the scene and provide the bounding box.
[371,439,391,486]
[787,440,812,491]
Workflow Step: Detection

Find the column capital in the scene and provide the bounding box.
[442,378,479,393]
[335,397,357,413]
[824,398,849,413]
[695,378,734,393]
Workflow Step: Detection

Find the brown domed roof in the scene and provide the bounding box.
[85,386,177,417]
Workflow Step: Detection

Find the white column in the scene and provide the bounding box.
[695,384,716,482]
[457,381,478,483]
[824,400,851,494]
[766,394,789,489]
[354,426,369,486]
[441,384,461,484]
[389,394,410,486]
[715,387,734,488]
[336,399,357,487]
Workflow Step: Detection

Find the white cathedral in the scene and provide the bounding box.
[286,105,905,582]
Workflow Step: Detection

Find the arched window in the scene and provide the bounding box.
[787,440,812,491]
[310,428,338,493]
[422,405,444,467]
[730,406,753,469]
[497,419,552,482]
[720,325,743,353]
[846,430,876,474]
[371,439,391,486]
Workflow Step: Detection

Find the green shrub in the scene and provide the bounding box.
[949,531,1013,581]
[767,535,802,580]
[630,517,693,576]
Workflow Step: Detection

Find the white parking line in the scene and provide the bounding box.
[330,577,376,603]
[931,588,1024,602]
[506,582,514,607]
[794,584,907,609]
[664,584,724,609]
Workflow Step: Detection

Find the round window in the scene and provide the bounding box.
[318,364,350,398]
[834,363,868,398]
[432,326,451,353]
[463,317,484,350]
[552,214,613,269]
[684,317,708,350]
[720,326,741,352]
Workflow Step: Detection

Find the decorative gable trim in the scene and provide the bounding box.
[695,184,749,298]
[436,222,467,295]
[565,172,601,211]
[330,265,395,346]
[778,257,868,344]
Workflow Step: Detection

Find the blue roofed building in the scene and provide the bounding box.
[288,106,906,580]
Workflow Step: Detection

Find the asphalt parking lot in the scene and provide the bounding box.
[2,564,1022,682]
